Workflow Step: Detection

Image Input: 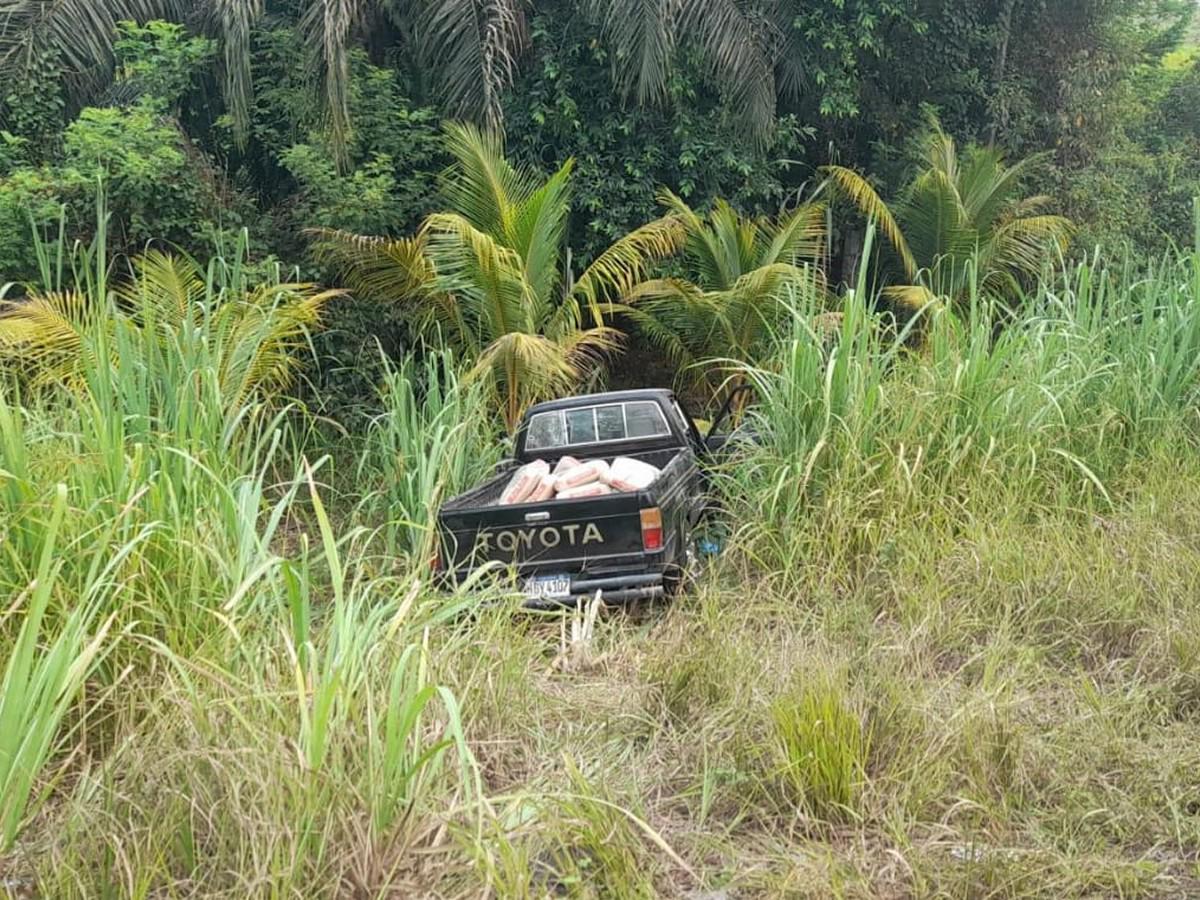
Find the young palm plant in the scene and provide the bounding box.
[314,122,684,431]
[825,117,1073,308]
[0,249,339,417]
[618,189,826,389]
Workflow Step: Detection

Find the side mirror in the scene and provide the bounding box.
[705,384,755,444]
[704,432,731,454]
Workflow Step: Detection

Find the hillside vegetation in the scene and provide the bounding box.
[3,2,1200,897]
[2,218,1200,896]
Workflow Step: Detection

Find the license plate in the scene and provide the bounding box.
[523,574,571,600]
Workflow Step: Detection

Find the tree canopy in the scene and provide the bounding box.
[0,0,1194,391]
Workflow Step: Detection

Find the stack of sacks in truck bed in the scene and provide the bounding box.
[498,455,661,505]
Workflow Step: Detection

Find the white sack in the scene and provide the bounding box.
[556,482,614,499]
[606,456,661,492]
[499,459,550,505]
[553,455,582,475]
[555,459,610,490]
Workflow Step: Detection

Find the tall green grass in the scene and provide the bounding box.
[723,223,1200,573]
[353,350,501,563]
[5,210,1200,896]
[0,485,110,851]
[0,228,486,879]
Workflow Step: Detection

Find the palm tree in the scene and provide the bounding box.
[618,189,826,385]
[0,1,250,139]
[824,118,1073,308]
[0,0,519,156]
[314,122,683,431]
[0,249,339,411]
[0,0,786,161]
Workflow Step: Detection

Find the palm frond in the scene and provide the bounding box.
[585,0,775,140]
[469,330,578,430]
[656,187,708,229]
[881,283,938,312]
[300,0,364,169]
[831,114,1074,309]
[572,214,685,319]
[904,167,972,266]
[617,277,716,369]
[117,249,205,328]
[0,290,104,390]
[509,157,573,304]
[657,189,730,289]
[0,0,184,99]
[210,0,263,150]
[0,253,334,413]
[726,262,806,304]
[1007,195,1054,218]
[679,0,776,143]
[423,210,533,348]
[308,228,434,304]
[584,0,677,106]
[921,120,959,185]
[440,122,535,236]
[823,165,918,280]
[609,304,694,372]
[771,13,806,101]
[960,149,1054,230]
[719,262,806,353]
[415,0,527,129]
[985,215,1074,277]
[558,324,624,375]
[626,197,828,378]
[706,199,756,288]
[216,282,340,408]
[761,202,826,266]
[539,292,586,342]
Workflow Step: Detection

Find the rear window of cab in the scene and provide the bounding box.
[525,401,670,451]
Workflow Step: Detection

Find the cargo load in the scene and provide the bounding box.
[497,456,661,504]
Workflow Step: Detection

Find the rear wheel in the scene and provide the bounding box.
[663,546,700,598]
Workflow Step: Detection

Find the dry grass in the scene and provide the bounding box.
[11,461,1198,898]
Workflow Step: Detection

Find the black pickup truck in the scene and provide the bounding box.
[436,388,737,607]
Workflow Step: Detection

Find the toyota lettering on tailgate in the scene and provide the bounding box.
[474,522,605,555]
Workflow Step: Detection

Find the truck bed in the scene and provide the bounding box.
[441,448,680,513]
[438,448,687,577]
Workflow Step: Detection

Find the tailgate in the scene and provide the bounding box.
[440,493,647,572]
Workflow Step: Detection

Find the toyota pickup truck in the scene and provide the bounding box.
[435,388,739,607]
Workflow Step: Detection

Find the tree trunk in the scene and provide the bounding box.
[988,0,1020,146]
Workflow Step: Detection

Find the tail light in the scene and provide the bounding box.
[640,507,663,552]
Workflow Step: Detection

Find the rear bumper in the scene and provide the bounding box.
[440,566,668,608]
[524,572,665,609]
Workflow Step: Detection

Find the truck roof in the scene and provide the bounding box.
[525,388,677,416]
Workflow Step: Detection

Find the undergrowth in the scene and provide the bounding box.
[3,228,1200,897]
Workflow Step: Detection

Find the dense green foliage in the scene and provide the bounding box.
[502,6,811,265]
[315,122,683,429]
[827,119,1074,307]
[2,4,1200,892]
[0,1,1193,300]
[619,190,826,379]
